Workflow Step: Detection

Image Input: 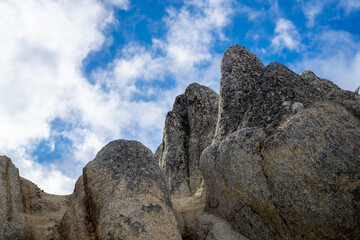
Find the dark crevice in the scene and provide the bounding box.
[182,104,192,195]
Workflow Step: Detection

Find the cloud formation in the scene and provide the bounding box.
[291,30,360,91]
[271,18,302,52]
[0,0,233,194]
[0,0,128,194]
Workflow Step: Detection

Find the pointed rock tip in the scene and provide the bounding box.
[262,62,298,77]
[300,70,319,80]
[185,82,217,95]
[222,45,264,66]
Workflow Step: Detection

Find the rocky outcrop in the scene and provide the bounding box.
[1,44,359,240]
[156,83,218,198]
[83,139,181,240]
[0,156,27,240]
[261,102,360,239]
[214,45,265,142]
[356,85,360,94]
[200,45,360,240]
[300,70,360,120]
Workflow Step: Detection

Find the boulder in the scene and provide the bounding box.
[83,139,181,240]
[156,83,218,198]
[201,102,360,240]
[214,45,265,142]
[200,128,279,239]
[0,156,27,239]
[261,102,360,239]
[300,70,360,120]
[200,45,360,240]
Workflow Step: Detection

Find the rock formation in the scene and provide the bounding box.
[1,140,181,239]
[83,140,180,240]
[200,45,360,240]
[155,83,218,198]
[214,45,265,142]
[1,44,359,240]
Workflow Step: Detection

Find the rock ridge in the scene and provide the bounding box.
[1,44,359,240]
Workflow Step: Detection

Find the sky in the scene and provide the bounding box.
[0,0,359,195]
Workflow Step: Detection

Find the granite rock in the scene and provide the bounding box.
[83,139,181,240]
[214,45,265,142]
[156,83,218,198]
[261,102,360,239]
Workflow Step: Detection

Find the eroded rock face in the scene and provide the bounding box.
[200,45,360,240]
[356,85,360,94]
[156,83,218,198]
[21,177,70,240]
[262,102,360,239]
[0,156,27,240]
[201,128,278,240]
[214,45,265,142]
[83,139,181,240]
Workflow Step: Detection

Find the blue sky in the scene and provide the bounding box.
[0,0,359,194]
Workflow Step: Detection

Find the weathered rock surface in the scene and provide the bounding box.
[173,184,249,240]
[261,102,360,239]
[201,128,277,239]
[83,139,181,240]
[200,45,360,240]
[156,83,219,198]
[1,44,360,240]
[21,178,70,240]
[301,70,360,120]
[0,156,27,240]
[356,85,360,94]
[61,176,95,240]
[214,45,265,142]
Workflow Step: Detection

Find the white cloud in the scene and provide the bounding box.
[271,18,302,52]
[291,30,360,91]
[299,1,324,27]
[340,0,360,13]
[104,0,130,9]
[0,0,233,195]
[0,0,121,194]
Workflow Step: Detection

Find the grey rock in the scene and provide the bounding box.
[262,102,360,239]
[201,103,360,240]
[356,85,360,94]
[61,176,95,240]
[300,70,341,95]
[214,44,265,142]
[235,62,322,133]
[157,83,218,198]
[83,139,181,240]
[301,70,360,120]
[20,176,70,240]
[0,156,27,239]
[172,185,249,240]
[200,45,360,240]
[200,128,279,240]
